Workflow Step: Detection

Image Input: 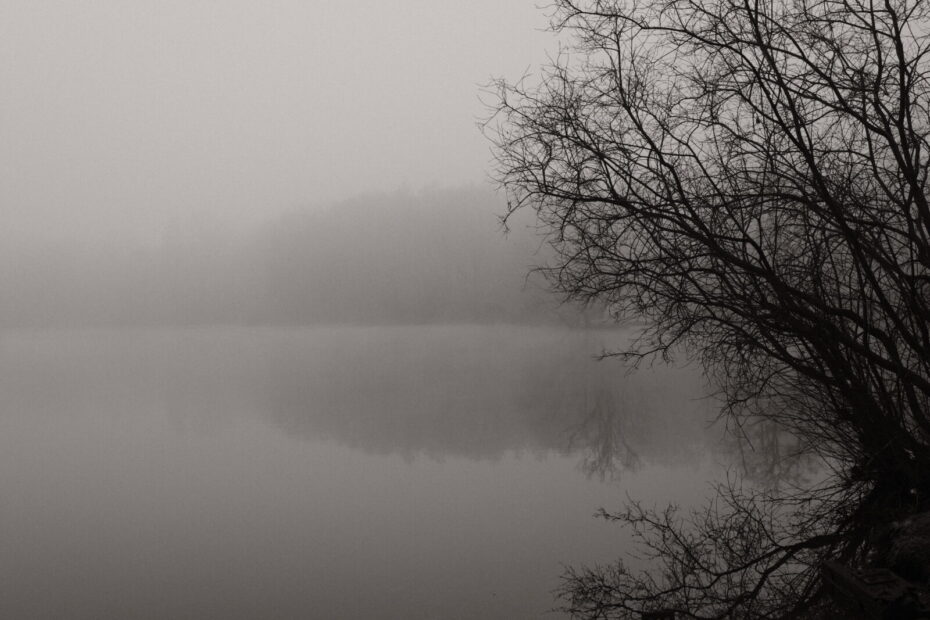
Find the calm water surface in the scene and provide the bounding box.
[0,325,719,619]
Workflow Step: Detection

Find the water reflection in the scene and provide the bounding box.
[0,325,724,619]
[567,383,642,480]
[261,325,715,468]
[720,416,821,489]
[0,326,716,469]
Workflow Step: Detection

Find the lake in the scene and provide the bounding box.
[0,325,721,619]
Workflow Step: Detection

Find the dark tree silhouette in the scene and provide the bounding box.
[486,0,930,617]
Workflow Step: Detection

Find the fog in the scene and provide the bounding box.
[0,4,725,619]
[1,2,564,328]
[1,2,552,242]
[0,187,575,327]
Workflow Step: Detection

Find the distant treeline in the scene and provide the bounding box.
[0,187,598,327]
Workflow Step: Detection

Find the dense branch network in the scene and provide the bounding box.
[487,0,930,617]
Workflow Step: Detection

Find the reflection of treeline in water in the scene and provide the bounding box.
[0,187,601,327]
[0,326,714,470]
[231,326,714,467]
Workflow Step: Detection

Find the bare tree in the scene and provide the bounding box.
[486,0,930,616]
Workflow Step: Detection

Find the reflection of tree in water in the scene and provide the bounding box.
[254,325,715,467]
[564,369,820,486]
[566,383,641,481]
[555,346,714,481]
[719,406,821,491]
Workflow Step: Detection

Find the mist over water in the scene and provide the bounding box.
[0,189,560,328]
[3,3,729,615]
[0,187,728,619]
[0,324,720,619]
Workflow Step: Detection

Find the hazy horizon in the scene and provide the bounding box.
[0,5,723,618]
[0,185,594,328]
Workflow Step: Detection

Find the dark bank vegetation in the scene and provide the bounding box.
[487,0,930,617]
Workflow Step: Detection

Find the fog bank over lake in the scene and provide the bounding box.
[0,188,572,328]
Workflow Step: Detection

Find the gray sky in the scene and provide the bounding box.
[1,1,552,244]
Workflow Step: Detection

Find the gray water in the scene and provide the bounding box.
[0,325,719,619]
